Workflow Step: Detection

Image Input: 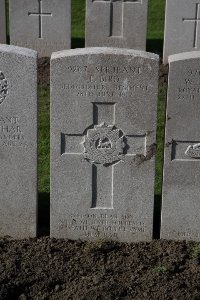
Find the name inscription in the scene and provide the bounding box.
[177,69,200,101]
[61,64,154,99]
[0,116,27,147]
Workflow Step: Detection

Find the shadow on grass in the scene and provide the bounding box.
[38,192,50,237]
[72,38,85,49]
[153,194,162,239]
[147,39,163,56]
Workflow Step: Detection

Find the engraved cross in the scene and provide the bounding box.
[28,0,52,39]
[92,0,142,37]
[61,102,146,209]
[183,3,200,48]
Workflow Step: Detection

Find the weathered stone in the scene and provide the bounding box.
[0,0,6,44]
[9,0,71,57]
[164,0,200,64]
[161,51,200,241]
[0,45,37,238]
[85,0,148,50]
[51,48,159,242]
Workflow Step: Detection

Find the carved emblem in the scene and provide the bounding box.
[185,143,200,158]
[0,71,8,104]
[83,122,125,165]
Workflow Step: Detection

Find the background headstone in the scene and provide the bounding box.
[161,51,200,241]
[85,0,148,50]
[0,0,6,44]
[51,48,159,242]
[10,0,71,57]
[0,45,37,238]
[164,0,200,64]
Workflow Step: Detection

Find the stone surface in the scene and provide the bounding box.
[161,51,200,241]
[0,45,37,238]
[164,0,200,64]
[9,0,71,57]
[85,0,148,50]
[51,48,159,242]
[0,0,6,44]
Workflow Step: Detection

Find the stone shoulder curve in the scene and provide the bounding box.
[0,44,37,58]
[169,51,200,63]
[51,47,159,61]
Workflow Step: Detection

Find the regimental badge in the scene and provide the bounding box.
[0,71,8,104]
[185,143,200,158]
[83,122,126,165]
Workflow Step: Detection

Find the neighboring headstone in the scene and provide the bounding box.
[9,0,71,57]
[0,45,37,238]
[164,0,200,64]
[0,0,6,44]
[85,0,148,50]
[161,51,200,242]
[51,48,159,242]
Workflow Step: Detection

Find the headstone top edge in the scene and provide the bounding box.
[169,51,200,64]
[0,44,37,58]
[51,47,159,61]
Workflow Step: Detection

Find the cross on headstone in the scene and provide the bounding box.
[183,3,200,48]
[92,0,142,37]
[61,102,146,209]
[28,0,52,39]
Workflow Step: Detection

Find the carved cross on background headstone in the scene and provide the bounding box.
[183,3,200,48]
[28,0,52,38]
[61,102,146,209]
[92,0,142,37]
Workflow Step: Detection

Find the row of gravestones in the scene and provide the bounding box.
[0,44,200,242]
[1,0,200,62]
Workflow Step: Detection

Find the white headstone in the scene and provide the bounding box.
[0,45,37,238]
[0,0,6,44]
[9,0,71,57]
[164,0,200,64]
[162,51,200,241]
[51,48,159,242]
[85,0,148,50]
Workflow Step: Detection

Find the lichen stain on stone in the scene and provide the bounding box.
[133,143,157,166]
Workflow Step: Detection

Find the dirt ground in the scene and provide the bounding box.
[1,59,199,300]
[1,237,200,300]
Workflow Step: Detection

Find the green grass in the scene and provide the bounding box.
[8,0,165,218]
[38,87,50,193]
[147,0,166,40]
[192,244,200,257]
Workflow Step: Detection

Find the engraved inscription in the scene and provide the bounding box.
[59,214,146,239]
[177,68,200,101]
[61,64,152,99]
[0,116,27,147]
[177,231,200,239]
[0,71,8,104]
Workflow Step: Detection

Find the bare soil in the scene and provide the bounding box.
[1,238,200,300]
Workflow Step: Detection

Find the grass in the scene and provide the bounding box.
[154,266,169,274]
[192,244,200,258]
